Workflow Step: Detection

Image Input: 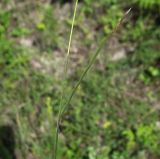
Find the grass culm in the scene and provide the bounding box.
[53,1,131,158]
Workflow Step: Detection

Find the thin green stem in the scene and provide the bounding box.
[54,0,79,159]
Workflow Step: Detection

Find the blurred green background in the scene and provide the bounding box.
[0,0,160,159]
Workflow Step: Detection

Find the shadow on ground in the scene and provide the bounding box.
[0,125,16,159]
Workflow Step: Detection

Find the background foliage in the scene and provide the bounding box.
[0,0,160,159]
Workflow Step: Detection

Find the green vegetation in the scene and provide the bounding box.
[0,0,160,159]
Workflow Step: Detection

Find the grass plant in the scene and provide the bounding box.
[54,2,131,158]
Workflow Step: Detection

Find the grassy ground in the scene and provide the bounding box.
[0,0,160,159]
